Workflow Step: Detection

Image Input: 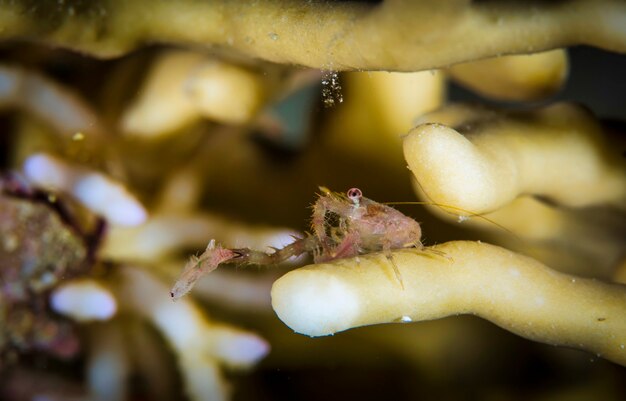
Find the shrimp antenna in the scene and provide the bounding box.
[384,200,511,231]
[385,180,517,238]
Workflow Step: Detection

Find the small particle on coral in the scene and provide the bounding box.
[269,32,279,41]
[401,315,412,323]
[457,215,470,223]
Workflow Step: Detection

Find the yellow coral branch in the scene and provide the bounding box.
[86,321,130,401]
[403,103,626,213]
[113,267,269,401]
[0,64,104,138]
[1,1,625,70]
[271,241,626,366]
[447,50,568,101]
[121,50,266,138]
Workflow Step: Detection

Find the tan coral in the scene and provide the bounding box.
[50,280,117,323]
[6,147,274,399]
[102,166,298,262]
[1,1,625,71]
[448,49,569,101]
[614,259,626,284]
[22,152,147,226]
[415,191,625,278]
[324,70,445,149]
[114,266,270,401]
[86,320,130,401]
[271,241,626,366]
[403,103,626,214]
[411,184,623,254]
[321,70,445,170]
[0,64,104,138]
[121,50,266,138]
[359,70,446,136]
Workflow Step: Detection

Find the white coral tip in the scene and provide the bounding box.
[51,280,117,322]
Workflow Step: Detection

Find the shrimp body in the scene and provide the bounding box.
[173,187,425,298]
[312,187,423,262]
[346,194,423,251]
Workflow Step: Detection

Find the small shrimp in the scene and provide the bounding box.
[311,187,424,288]
[171,187,441,299]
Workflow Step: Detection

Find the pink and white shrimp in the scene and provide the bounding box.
[311,186,423,259]
[171,187,426,299]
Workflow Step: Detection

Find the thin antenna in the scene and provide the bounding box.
[386,179,517,237]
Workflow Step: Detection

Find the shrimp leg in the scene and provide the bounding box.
[171,236,319,299]
[383,241,405,290]
[314,230,361,263]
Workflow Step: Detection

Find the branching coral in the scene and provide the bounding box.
[112,266,270,401]
[51,279,117,323]
[447,49,569,101]
[403,103,626,213]
[102,164,298,263]
[400,103,626,279]
[121,50,268,138]
[272,241,626,366]
[1,1,625,71]
[23,152,147,226]
[0,64,104,138]
[0,64,279,398]
[85,320,130,401]
[1,1,626,399]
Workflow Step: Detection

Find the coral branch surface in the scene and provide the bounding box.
[447,50,568,101]
[1,1,625,71]
[404,103,626,213]
[271,241,626,366]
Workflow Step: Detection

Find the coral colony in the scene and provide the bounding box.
[0,1,625,400]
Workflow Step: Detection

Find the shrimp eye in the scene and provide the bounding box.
[347,188,362,203]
